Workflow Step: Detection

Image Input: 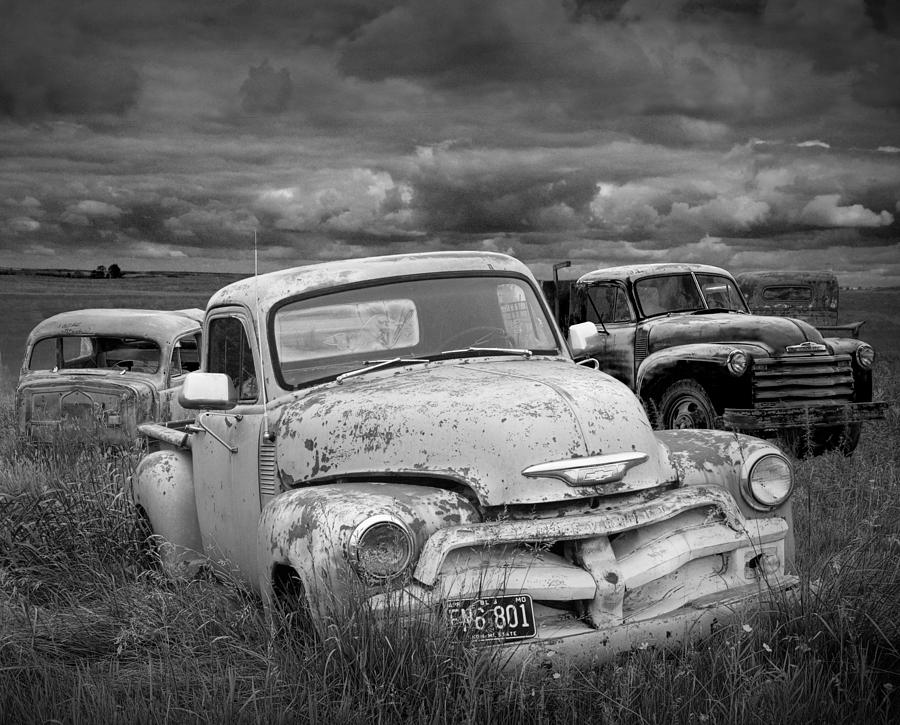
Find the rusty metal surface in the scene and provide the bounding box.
[736,270,840,327]
[16,308,202,440]
[274,358,674,507]
[578,263,730,285]
[207,251,531,315]
[23,308,203,344]
[723,401,890,430]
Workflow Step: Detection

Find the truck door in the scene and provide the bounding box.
[579,283,637,388]
[190,309,265,581]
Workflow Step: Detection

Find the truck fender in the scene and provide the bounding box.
[654,429,795,571]
[131,448,204,573]
[636,342,757,402]
[256,482,479,618]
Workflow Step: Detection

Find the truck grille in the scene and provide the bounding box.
[752,354,854,407]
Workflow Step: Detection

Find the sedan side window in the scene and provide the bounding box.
[208,317,258,402]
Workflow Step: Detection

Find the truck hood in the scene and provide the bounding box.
[274,358,676,507]
[644,313,825,356]
[16,373,157,442]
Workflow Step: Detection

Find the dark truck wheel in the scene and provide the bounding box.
[656,380,717,430]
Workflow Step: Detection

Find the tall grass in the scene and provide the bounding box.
[1,360,898,724]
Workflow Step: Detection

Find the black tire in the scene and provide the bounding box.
[656,379,718,430]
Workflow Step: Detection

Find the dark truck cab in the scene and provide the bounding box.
[546,263,887,456]
[736,270,866,339]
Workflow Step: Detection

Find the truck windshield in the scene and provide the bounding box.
[273,275,559,387]
[28,336,162,374]
[635,273,747,316]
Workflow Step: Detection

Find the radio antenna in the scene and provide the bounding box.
[253,230,271,440]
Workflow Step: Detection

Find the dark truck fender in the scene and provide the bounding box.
[636,342,754,411]
[131,446,204,573]
[256,482,480,621]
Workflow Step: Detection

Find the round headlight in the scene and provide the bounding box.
[855,344,875,369]
[348,516,414,582]
[726,349,749,376]
[742,454,794,510]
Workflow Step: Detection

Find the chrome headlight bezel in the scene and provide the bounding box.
[726,349,749,376]
[855,343,875,369]
[347,515,415,583]
[741,453,794,511]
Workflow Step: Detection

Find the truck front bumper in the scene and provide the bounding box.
[721,401,889,432]
[497,575,799,670]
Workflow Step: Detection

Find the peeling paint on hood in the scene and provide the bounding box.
[275,358,672,507]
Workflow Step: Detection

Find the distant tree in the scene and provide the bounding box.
[91,265,106,279]
[108,263,122,278]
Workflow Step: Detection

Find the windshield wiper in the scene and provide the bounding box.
[434,346,534,359]
[335,357,429,384]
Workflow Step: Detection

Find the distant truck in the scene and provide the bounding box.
[544,262,887,456]
[16,308,203,444]
[736,270,865,338]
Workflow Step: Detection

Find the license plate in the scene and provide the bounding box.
[446,594,536,643]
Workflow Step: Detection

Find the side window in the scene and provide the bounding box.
[207,317,258,402]
[585,284,633,324]
[169,334,201,380]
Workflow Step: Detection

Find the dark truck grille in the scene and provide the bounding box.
[752,354,854,407]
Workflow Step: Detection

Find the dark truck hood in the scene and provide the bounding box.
[644,312,825,356]
[16,373,157,442]
[274,358,677,507]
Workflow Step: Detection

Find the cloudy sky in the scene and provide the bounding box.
[1,0,899,286]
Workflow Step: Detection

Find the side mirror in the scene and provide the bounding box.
[568,321,603,357]
[178,372,236,410]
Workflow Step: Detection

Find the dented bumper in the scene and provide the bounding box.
[367,486,795,664]
[722,401,889,432]
[498,575,799,669]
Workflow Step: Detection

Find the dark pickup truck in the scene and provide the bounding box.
[543,262,887,456]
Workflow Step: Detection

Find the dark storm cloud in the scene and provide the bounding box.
[0,0,897,285]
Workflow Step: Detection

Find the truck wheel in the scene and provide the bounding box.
[656,380,717,430]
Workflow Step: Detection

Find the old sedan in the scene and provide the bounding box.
[16,308,203,444]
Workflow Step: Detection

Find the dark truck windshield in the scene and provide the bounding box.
[634,273,747,317]
[29,336,163,374]
[273,275,559,387]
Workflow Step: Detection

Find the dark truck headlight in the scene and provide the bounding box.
[726,349,748,376]
[855,344,875,369]
[348,515,415,582]
[741,453,794,511]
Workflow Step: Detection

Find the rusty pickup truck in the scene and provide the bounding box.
[132,251,798,667]
[546,262,886,456]
[736,270,866,339]
[16,308,203,444]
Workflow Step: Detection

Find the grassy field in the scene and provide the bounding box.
[1,355,898,723]
[1,270,899,722]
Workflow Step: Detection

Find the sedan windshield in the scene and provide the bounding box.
[28,336,162,374]
[273,275,559,387]
[635,273,747,317]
